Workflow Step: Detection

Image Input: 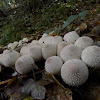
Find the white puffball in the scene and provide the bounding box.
[81,46,100,68]
[22,38,29,42]
[61,44,81,62]
[57,41,68,57]
[28,45,42,62]
[45,56,63,74]
[74,36,93,50]
[8,43,13,49]
[3,50,20,67]
[61,59,89,87]
[15,55,35,74]
[64,31,79,44]
[38,33,49,43]
[20,45,30,55]
[44,36,63,45]
[42,44,57,60]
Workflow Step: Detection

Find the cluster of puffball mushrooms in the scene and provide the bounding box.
[0,31,100,87]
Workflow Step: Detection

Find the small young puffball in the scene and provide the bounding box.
[61,59,89,87]
[44,36,63,45]
[74,36,93,50]
[29,40,43,47]
[42,44,57,60]
[8,43,13,49]
[3,49,11,54]
[61,44,82,62]
[15,55,37,74]
[57,41,68,57]
[3,50,20,67]
[20,45,30,55]
[22,38,29,42]
[81,46,100,68]
[38,33,49,43]
[13,41,19,45]
[45,56,63,74]
[28,45,42,62]
[63,31,79,44]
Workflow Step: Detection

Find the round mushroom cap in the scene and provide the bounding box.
[44,36,63,45]
[3,50,20,67]
[57,41,68,57]
[15,55,35,74]
[61,44,82,62]
[45,56,63,74]
[28,45,42,62]
[74,36,93,50]
[42,44,57,60]
[81,46,100,68]
[3,49,11,54]
[61,59,89,87]
[20,45,30,55]
[64,31,79,44]
[30,40,43,47]
[8,43,13,49]
[38,33,49,43]
[13,41,19,45]
[22,38,29,42]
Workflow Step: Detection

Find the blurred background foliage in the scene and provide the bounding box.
[0,0,100,45]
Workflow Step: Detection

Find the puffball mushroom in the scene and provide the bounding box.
[64,31,79,44]
[61,59,89,87]
[74,36,93,50]
[81,46,100,68]
[57,41,68,57]
[15,55,38,74]
[45,56,63,74]
[61,44,82,62]
[30,40,43,47]
[44,36,63,45]
[38,33,49,43]
[3,50,20,67]
[8,43,13,49]
[28,45,42,62]
[20,45,30,55]
[42,44,57,60]
[22,38,29,43]
[3,49,11,54]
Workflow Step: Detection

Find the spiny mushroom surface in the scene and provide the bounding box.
[28,45,42,62]
[3,50,20,67]
[45,56,63,74]
[42,44,57,60]
[44,36,63,45]
[61,59,89,87]
[74,36,93,50]
[61,44,82,62]
[15,55,37,74]
[57,41,68,57]
[63,31,79,44]
[81,46,100,68]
